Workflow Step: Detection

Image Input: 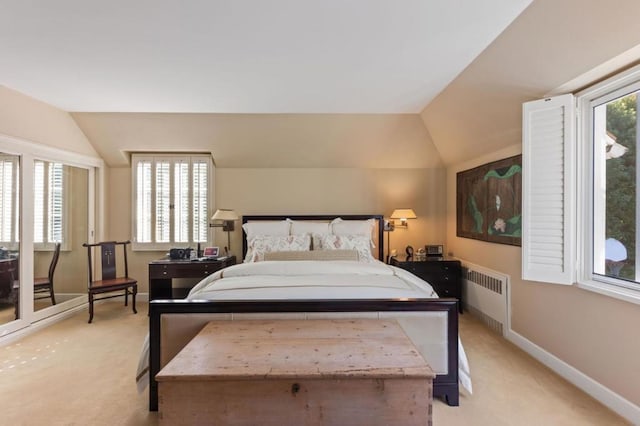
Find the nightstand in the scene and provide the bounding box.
[390,257,463,313]
[148,255,237,301]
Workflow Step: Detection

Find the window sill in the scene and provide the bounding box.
[576,279,640,306]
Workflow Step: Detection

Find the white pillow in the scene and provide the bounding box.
[244,234,311,262]
[317,234,376,263]
[242,221,290,241]
[330,218,376,238]
[289,220,332,250]
[289,220,331,236]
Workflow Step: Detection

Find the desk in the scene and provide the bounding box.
[148,256,236,301]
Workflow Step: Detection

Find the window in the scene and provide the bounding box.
[132,154,212,250]
[580,67,640,297]
[0,157,65,249]
[523,64,640,303]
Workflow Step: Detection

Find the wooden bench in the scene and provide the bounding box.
[156,319,435,426]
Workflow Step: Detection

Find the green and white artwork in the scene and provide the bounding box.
[456,155,522,246]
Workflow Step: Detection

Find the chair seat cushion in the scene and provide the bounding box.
[90,277,137,291]
[34,277,50,286]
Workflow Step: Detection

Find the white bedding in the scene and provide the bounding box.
[137,260,472,395]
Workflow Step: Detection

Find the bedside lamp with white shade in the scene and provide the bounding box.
[390,208,417,228]
[209,209,239,253]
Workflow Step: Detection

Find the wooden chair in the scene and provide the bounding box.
[34,242,61,305]
[83,241,137,323]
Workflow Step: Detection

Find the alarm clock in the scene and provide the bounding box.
[425,245,444,257]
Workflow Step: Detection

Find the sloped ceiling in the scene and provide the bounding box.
[0,0,531,114]
[6,1,640,168]
[421,0,640,166]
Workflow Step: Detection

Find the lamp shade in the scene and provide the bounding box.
[390,209,417,220]
[211,209,239,221]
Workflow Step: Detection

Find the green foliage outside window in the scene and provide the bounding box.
[606,94,637,280]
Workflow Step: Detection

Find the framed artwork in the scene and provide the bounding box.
[456,154,522,246]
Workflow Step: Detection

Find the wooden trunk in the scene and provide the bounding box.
[157,319,434,426]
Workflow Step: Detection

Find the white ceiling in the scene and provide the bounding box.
[0,0,532,113]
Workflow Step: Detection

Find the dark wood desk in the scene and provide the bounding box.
[148,256,236,301]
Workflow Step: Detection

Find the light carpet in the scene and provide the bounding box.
[0,302,630,425]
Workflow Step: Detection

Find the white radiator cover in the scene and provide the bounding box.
[459,260,510,337]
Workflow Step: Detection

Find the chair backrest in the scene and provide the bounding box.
[48,243,61,282]
[83,241,131,283]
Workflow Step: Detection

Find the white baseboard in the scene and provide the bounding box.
[506,329,640,424]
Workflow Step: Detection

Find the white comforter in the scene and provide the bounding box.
[137,260,472,394]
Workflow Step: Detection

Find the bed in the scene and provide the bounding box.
[145,214,470,411]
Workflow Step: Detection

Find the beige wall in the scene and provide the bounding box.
[108,166,447,292]
[446,145,640,406]
[423,0,640,407]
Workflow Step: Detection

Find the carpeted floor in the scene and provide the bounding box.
[0,302,631,425]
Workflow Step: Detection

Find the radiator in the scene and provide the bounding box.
[460,260,510,336]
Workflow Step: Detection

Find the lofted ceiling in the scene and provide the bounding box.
[1,0,532,114]
[8,1,639,169]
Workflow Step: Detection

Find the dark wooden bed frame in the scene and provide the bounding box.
[148,214,460,411]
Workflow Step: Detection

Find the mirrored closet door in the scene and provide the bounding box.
[32,162,89,315]
[0,153,20,326]
[0,136,102,335]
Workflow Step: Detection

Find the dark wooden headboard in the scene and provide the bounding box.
[241,214,385,260]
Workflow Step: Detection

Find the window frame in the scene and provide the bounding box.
[131,153,213,251]
[576,64,640,305]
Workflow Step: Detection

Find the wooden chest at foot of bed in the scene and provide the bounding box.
[156,319,435,426]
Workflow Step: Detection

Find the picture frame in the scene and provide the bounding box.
[203,246,219,257]
[456,155,522,246]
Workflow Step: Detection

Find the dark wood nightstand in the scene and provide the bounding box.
[390,257,463,313]
[148,256,237,301]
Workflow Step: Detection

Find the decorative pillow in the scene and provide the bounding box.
[264,249,359,261]
[288,220,332,250]
[242,221,291,261]
[318,234,376,263]
[244,234,311,262]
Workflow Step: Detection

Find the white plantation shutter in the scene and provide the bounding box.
[133,154,212,248]
[136,159,153,243]
[33,161,45,243]
[0,156,18,243]
[522,94,576,284]
[192,158,208,243]
[48,163,64,243]
[155,160,170,243]
[32,161,65,245]
[174,159,190,243]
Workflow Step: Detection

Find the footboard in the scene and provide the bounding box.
[148,298,459,411]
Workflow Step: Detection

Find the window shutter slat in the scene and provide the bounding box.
[522,94,576,284]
